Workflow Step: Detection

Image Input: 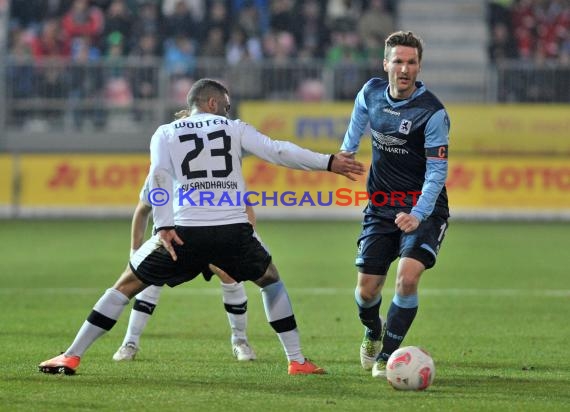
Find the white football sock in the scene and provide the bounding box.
[122,285,163,346]
[221,282,248,343]
[261,281,303,363]
[66,288,129,357]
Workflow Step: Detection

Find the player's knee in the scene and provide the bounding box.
[357,273,385,301]
[360,289,378,302]
[113,267,146,299]
[255,263,280,287]
[396,273,420,294]
[357,285,378,302]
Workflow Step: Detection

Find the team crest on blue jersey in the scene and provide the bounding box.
[398,119,412,135]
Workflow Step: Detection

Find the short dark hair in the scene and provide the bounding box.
[384,31,424,61]
[186,78,229,108]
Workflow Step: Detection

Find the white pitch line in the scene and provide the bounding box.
[0,288,569,297]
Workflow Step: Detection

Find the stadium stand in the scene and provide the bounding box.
[1,0,568,135]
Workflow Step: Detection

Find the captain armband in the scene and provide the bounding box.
[426,145,448,160]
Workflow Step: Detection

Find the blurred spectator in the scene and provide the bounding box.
[104,77,133,108]
[123,0,150,10]
[202,1,230,43]
[326,27,368,99]
[488,21,519,64]
[199,26,226,58]
[68,36,106,129]
[31,18,71,60]
[510,0,570,61]
[296,78,325,101]
[487,0,515,28]
[128,33,160,121]
[510,0,536,59]
[61,0,105,48]
[162,0,200,40]
[130,1,164,52]
[162,0,206,21]
[103,31,129,80]
[230,0,270,35]
[263,29,296,61]
[10,0,59,29]
[227,62,263,100]
[490,0,570,102]
[357,0,395,61]
[164,34,197,79]
[534,0,570,60]
[326,27,367,66]
[237,1,264,39]
[31,18,70,123]
[226,25,262,65]
[290,0,329,59]
[103,0,132,54]
[262,30,297,98]
[91,0,113,11]
[269,0,294,32]
[326,0,364,31]
[486,0,516,64]
[6,29,36,124]
[560,37,570,65]
[170,77,194,106]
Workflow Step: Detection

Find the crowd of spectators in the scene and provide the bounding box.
[487,0,570,102]
[6,0,397,129]
[488,0,570,64]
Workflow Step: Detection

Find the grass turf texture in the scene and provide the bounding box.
[0,219,569,411]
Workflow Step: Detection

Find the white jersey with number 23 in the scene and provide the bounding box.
[149,112,331,228]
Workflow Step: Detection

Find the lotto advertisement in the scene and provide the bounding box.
[17,154,149,208]
[7,103,570,217]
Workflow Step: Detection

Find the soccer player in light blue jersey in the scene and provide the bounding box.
[341,31,451,378]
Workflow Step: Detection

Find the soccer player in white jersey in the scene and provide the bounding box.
[112,175,258,362]
[39,78,365,375]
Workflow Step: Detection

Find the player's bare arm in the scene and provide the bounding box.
[329,152,366,181]
[131,202,152,253]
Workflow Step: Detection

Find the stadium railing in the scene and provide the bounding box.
[1,57,375,134]
[2,57,569,137]
[491,59,570,103]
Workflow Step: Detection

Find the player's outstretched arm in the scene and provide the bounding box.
[131,201,152,254]
[328,152,366,181]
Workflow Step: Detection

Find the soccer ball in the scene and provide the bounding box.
[386,346,435,391]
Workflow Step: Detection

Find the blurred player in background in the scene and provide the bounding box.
[39,78,365,376]
[112,176,258,362]
[341,31,450,378]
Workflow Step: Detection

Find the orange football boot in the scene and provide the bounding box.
[288,358,326,375]
[38,353,80,375]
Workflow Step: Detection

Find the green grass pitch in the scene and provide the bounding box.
[0,219,569,411]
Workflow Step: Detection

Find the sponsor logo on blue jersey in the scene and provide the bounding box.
[371,129,409,155]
